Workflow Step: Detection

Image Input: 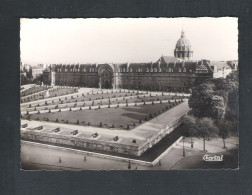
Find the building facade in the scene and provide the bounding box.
[42,31,235,92]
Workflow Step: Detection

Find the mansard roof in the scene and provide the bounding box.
[158,56,177,63]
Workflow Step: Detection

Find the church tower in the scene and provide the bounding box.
[174,30,193,60]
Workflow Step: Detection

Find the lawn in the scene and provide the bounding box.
[25,102,180,130]
[25,91,183,109]
[48,88,77,97]
[21,86,48,97]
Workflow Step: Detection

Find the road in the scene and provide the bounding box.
[21,136,238,170]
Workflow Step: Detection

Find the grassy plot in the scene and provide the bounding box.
[27,102,179,130]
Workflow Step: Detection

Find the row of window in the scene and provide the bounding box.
[118,67,194,73]
[55,67,195,73]
[56,68,97,72]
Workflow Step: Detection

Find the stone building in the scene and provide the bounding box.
[42,31,236,92]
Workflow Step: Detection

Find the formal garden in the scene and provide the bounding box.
[22,89,184,110]
[22,97,184,130]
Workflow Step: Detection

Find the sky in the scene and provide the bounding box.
[20,17,238,66]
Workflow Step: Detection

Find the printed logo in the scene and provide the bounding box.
[203,154,223,161]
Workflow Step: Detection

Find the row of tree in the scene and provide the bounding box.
[179,71,238,151]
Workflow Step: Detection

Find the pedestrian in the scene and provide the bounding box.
[59,157,61,163]
[84,155,86,162]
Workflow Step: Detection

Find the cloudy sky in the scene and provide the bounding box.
[20,17,238,65]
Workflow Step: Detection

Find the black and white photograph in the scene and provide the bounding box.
[20,17,238,170]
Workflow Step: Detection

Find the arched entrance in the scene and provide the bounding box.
[98,64,114,89]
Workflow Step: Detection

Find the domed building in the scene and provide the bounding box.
[174,30,193,60]
[42,31,235,92]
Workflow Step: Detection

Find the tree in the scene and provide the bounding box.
[194,117,219,151]
[216,119,231,149]
[180,115,197,148]
[188,82,215,118]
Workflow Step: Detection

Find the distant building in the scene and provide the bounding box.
[42,31,237,92]
[31,64,43,78]
[209,61,233,78]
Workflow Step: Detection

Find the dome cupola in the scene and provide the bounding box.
[174,30,193,60]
